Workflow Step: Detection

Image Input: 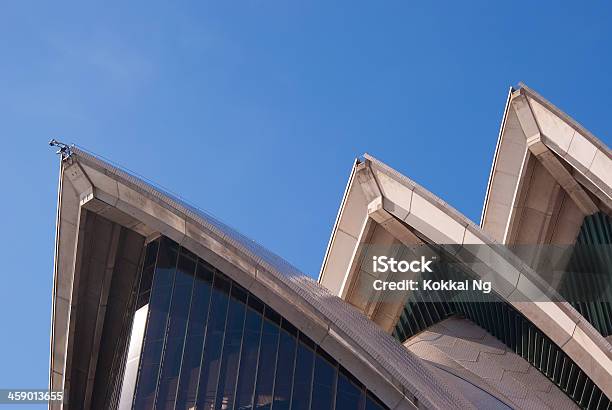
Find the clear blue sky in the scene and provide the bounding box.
[1,0,611,399]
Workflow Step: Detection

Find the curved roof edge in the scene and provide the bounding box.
[479,86,514,228]
[319,152,612,400]
[481,83,611,244]
[519,83,611,157]
[50,146,475,410]
[318,157,361,286]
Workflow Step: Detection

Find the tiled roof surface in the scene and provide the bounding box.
[69,146,473,410]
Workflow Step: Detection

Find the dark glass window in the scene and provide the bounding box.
[131,238,388,410]
[253,318,280,410]
[365,392,386,410]
[272,328,297,410]
[234,305,262,410]
[195,274,230,409]
[335,369,365,410]
[143,239,159,269]
[155,249,196,409]
[311,351,336,410]
[214,287,246,409]
[137,265,154,309]
[290,341,314,410]
[175,261,213,409]
[133,238,178,410]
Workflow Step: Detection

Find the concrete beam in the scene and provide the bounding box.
[512,95,598,215]
[356,161,383,203]
[64,162,93,201]
[357,162,422,248]
[62,207,89,410]
[572,169,612,214]
[534,149,598,215]
[338,216,375,300]
[82,223,121,410]
[353,164,421,326]
[368,198,422,248]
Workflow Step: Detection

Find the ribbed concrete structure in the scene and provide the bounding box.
[49,84,611,410]
[50,147,473,409]
[319,84,611,409]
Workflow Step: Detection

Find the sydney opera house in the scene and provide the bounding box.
[49,84,611,409]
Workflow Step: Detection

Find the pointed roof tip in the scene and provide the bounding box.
[515,82,545,97]
[513,83,609,152]
[358,152,374,165]
[483,79,611,241]
[516,82,549,97]
[362,152,377,162]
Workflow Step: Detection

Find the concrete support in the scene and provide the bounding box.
[357,162,422,248]
[513,94,598,216]
[51,149,466,410]
[62,207,89,410]
[356,161,382,203]
[351,163,428,331]
[64,162,93,201]
[82,224,121,410]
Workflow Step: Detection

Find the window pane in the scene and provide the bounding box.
[129,238,388,410]
[290,341,314,410]
[214,291,246,409]
[195,275,230,409]
[143,239,159,269]
[138,266,155,306]
[365,392,385,410]
[155,250,196,409]
[272,330,297,410]
[254,320,280,410]
[311,353,336,410]
[175,262,214,410]
[133,239,178,410]
[117,304,149,410]
[335,372,365,410]
[234,307,263,410]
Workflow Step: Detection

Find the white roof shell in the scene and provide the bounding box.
[318,152,612,400]
[50,147,475,410]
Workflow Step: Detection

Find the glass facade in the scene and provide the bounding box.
[129,237,387,410]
